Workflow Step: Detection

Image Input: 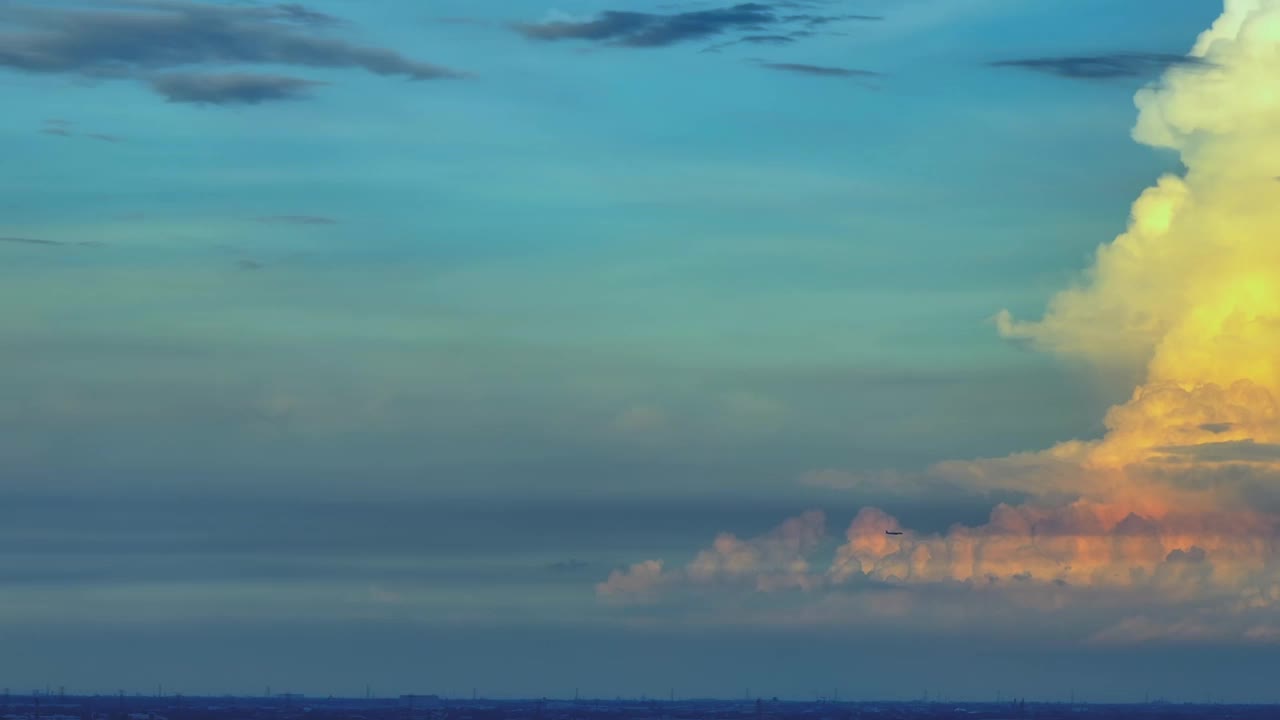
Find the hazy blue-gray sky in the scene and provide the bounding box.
[9,0,1280,703]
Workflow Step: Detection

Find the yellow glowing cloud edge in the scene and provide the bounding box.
[597,0,1280,638]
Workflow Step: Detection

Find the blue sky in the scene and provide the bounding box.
[1,0,1257,702]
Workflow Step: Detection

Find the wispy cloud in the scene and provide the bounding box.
[1156,440,1280,464]
[515,5,774,47]
[40,117,74,136]
[782,12,881,27]
[152,73,323,105]
[38,118,123,141]
[758,62,880,78]
[701,33,797,53]
[0,236,63,246]
[0,1,465,103]
[989,52,1208,80]
[272,2,342,27]
[0,236,101,248]
[595,0,1280,646]
[513,3,878,49]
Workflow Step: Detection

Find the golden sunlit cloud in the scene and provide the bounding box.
[598,0,1280,641]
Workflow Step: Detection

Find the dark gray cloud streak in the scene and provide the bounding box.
[701,33,796,53]
[39,118,122,141]
[989,52,1208,79]
[515,4,775,47]
[513,3,878,48]
[272,2,341,26]
[0,236,63,246]
[759,62,879,77]
[782,12,880,26]
[0,1,463,103]
[0,236,102,248]
[732,33,795,45]
[152,72,322,104]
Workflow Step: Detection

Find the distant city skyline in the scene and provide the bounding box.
[4,0,1280,703]
[10,682,1271,706]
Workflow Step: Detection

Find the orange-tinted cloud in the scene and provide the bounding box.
[597,0,1280,640]
[596,511,827,602]
[597,559,667,602]
[835,0,1280,601]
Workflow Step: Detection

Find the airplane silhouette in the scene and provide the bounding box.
[884,530,903,536]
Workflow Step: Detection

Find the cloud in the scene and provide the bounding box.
[597,559,667,602]
[758,62,880,78]
[687,510,826,591]
[38,118,122,140]
[0,236,102,248]
[782,13,882,27]
[701,33,797,53]
[1157,440,1280,463]
[513,3,877,48]
[989,52,1210,80]
[598,0,1280,643]
[514,5,775,46]
[0,1,464,102]
[272,3,341,27]
[151,72,322,104]
[730,34,795,44]
[995,8,1280,389]
[826,502,1275,593]
[255,214,338,225]
[597,511,827,602]
[0,236,63,246]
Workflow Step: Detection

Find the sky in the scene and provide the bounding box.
[4,0,1280,704]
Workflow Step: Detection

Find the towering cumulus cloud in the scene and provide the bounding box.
[600,0,1280,641]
